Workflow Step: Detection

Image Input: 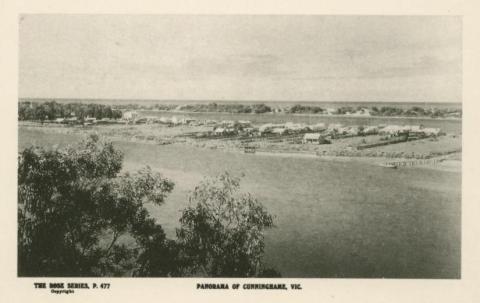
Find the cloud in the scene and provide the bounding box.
[19,15,462,102]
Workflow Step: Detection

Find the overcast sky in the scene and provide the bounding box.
[19,15,462,102]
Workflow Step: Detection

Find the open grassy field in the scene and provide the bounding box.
[19,127,461,278]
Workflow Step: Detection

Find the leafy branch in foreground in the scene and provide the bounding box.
[176,172,279,277]
[18,134,175,276]
[18,135,279,277]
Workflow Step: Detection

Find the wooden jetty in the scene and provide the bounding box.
[382,158,445,168]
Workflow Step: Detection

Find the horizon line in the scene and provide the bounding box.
[18,97,462,104]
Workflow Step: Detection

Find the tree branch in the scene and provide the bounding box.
[105,230,120,257]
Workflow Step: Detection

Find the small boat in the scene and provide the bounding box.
[380,163,398,169]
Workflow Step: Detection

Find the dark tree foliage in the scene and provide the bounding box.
[176,172,279,277]
[251,103,272,114]
[376,106,405,117]
[288,104,324,114]
[175,102,271,114]
[335,106,356,115]
[18,101,122,121]
[19,100,460,119]
[18,134,175,276]
[18,135,279,277]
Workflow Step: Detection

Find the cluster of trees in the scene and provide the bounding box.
[284,105,461,118]
[370,106,406,117]
[152,104,179,111]
[287,104,325,114]
[18,101,123,121]
[19,100,461,120]
[178,103,272,114]
[18,135,278,277]
[126,103,461,118]
[370,106,462,118]
[118,103,178,111]
[335,106,357,115]
[116,102,273,114]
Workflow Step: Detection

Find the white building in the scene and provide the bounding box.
[362,126,379,135]
[272,127,287,135]
[122,111,138,121]
[379,125,405,136]
[302,133,329,144]
[259,123,275,134]
[422,127,441,137]
[309,123,327,132]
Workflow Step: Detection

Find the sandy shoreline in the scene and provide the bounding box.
[242,150,460,172]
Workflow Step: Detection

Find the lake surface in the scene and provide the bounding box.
[18,128,461,278]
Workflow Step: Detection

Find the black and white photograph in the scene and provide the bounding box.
[17,14,462,279]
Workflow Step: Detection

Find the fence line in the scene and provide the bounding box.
[385,158,445,167]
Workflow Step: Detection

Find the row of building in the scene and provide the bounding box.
[122,111,443,143]
[301,124,442,145]
[379,125,442,138]
[53,116,120,125]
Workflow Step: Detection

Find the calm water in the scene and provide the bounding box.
[18,128,461,278]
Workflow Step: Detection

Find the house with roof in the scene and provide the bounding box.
[284,122,308,133]
[66,116,78,124]
[302,133,330,144]
[379,125,407,136]
[309,123,327,132]
[214,127,226,135]
[327,123,343,131]
[122,111,138,121]
[259,123,275,134]
[181,117,197,125]
[237,120,252,128]
[272,127,287,135]
[214,127,236,136]
[346,126,360,136]
[422,127,442,137]
[362,125,379,135]
[170,116,182,125]
[220,120,236,128]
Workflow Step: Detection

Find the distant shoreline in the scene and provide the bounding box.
[18,99,463,121]
[18,97,462,107]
